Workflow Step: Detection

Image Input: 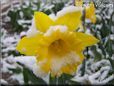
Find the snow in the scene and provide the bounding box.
[19,11,24,18]
[25,0,31,6]
[88,66,111,84]
[72,59,114,85]
[14,56,50,83]
[26,18,39,37]
[1,0,9,4]
[91,60,111,70]
[2,47,15,53]
[50,51,81,75]
[1,55,17,73]
[4,16,11,22]
[1,0,114,85]
[1,79,8,84]
[49,13,57,21]
[14,56,36,71]
[44,25,68,36]
[20,31,26,38]
[110,34,114,40]
[72,74,89,84]
[56,6,82,18]
[33,63,48,78]
[1,32,19,56]
[111,55,114,60]
[88,50,94,57]
[42,74,49,84]
[44,5,54,10]
[85,29,91,35]
[10,73,24,84]
[17,20,31,25]
[101,74,114,84]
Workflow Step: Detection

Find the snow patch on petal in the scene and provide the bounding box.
[26,18,39,37]
[56,6,82,18]
[51,51,81,75]
[44,25,68,36]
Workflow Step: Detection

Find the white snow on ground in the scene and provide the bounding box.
[10,73,24,84]
[1,79,8,84]
[1,29,24,84]
[72,74,89,84]
[2,55,17,73]
[111,55,114,60]
[110,34,114,40]
[72,59,114,85]
[1,33,19,56]
[17,20,31,25]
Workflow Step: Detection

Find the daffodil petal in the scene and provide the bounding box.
[76,32,99,47]
[55,7,82,31]
[16,34,43,55]
[38,59,51,73]
[85,2,96,23]
[75,0,83,7]
[34,12,54,32]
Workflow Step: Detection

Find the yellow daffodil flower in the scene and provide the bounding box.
[16,21,99,76]
[75,0,96,23]
[85,2,96,23]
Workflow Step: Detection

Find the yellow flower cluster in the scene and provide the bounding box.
[16,1,98,77]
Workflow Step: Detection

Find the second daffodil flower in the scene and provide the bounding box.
[85,2,96,23]
[16,7,99,77]
[75,0,96,23]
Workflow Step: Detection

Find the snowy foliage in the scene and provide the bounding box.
[1,0,114,85]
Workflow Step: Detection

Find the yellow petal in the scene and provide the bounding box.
[76,32,99,47]
[55,10,82,31]
[16,34,43,55]
[85,2,96,23]
[34,12,54,32]
[75,0,83,7]
[61,64,77,75]
[39,59,51,73]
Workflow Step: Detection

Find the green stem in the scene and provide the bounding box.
[82,7,86,33]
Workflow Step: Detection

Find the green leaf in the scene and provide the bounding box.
[80,59,86,76]
[23,68,29,84]
[68,80,81,85]
[17,62,46,85]
[100,20,110,38]
[23,67,46,85]
[108,58,114,71]
[105,39,113,57]
[49,73,73,85]
[58,73,73,85]
[49,75,58,85]
[52,2,64,14]
[90,45,102,61]
[8,67,22,74]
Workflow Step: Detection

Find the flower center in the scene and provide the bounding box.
[48,39,69,57]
